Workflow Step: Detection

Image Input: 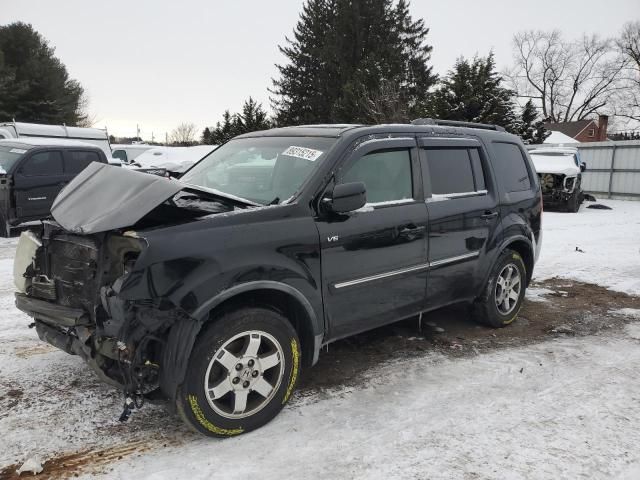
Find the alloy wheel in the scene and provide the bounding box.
[495,263,522,315]
[204,330,285,419]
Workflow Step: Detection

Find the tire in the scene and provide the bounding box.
[566,191,580,213]
[176,307,301,437]
[0,214,10,238]
[471,249,527,328]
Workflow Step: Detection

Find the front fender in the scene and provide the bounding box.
[158,281,321,403]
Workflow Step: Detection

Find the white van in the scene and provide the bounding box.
[0,122,113,160]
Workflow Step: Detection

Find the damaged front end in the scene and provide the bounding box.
[539,172,579,204]
[15,225,172,400]
[14,163,257,419]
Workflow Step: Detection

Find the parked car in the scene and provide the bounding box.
[111,144,153,164]
[130,145,218,177]
[529,146,585,212]
[0,138,109,236]
[14,120,542,436]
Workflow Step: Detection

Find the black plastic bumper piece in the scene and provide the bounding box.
[15,292,88,327]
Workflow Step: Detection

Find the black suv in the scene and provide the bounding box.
[0,139,109,236]
[14,121,542,436]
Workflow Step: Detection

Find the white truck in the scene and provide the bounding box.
[0,122,114,160]
[529,146,586,212]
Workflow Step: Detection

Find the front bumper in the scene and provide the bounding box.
[15,292,89,327]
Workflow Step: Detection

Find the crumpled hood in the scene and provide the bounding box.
[51,162,257,234]
[51,163,183,234]
[531,154,580,177]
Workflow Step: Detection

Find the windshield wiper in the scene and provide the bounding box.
[268,197,280,206]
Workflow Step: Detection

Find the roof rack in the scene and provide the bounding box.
[411,118,506,132]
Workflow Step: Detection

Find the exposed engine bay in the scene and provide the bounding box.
[15,224,164,415]
[539,172,578,199]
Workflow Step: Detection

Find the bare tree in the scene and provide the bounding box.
[507,30,628,122]
[169,122,198,145]
[74,92,99,128]
[360,80,410,124]
[614,21,640,123]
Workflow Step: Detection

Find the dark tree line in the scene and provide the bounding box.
[0,22,88,126]
[202,97,272,145]
[2,8,552,145]
[204,0,548,144]
[427,54,548,143]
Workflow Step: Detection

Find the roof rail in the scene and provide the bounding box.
[411,118,506,132]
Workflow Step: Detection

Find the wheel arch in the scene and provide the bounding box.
[160,281,322,403]
[198,282,321,367]
[500,236,534,287]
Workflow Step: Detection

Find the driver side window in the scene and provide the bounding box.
[341,149,413,204]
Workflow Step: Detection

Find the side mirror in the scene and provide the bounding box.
[580,162,586,172]
[327,182,366,213]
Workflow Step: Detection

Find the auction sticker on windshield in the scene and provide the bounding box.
[282,146,324,161]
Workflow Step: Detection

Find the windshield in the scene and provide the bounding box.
[180,136,336,205]
[0,145,29,173]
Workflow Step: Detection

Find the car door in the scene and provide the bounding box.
[316,138,429,340]
[13,150,65,220]
[419,137,502,308]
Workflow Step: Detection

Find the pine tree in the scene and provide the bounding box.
[236,97,271,132]
[0,22,87,125]
[208,98,272,145]
[271,0,436,125]
[201,127,212,144]
[427,53,517,130]
[516,99,550,144]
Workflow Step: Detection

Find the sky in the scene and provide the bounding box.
[3,0,639,140]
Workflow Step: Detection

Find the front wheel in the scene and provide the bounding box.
[472,249,527,328]
[566,191,581,213]
[176,307,301,437]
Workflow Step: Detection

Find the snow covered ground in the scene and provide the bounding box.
[1,199,639,479]
[535,200,640,295]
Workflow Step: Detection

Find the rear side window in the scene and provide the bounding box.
[492,142,531,192]
[66,150,100,174]
[342,149,413,204]
[424,148,482,195]
[21,151,63,176]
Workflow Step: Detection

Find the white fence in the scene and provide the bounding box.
[542,140,640,200]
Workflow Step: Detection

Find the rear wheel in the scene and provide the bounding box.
[472,249,527,328]
[176,307,301,437]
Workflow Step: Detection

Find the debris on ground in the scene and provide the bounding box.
[551,324,574,334]
[587,203,613,210]
[16,456,43,475]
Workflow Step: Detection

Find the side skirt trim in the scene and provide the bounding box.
[333,251,480,290]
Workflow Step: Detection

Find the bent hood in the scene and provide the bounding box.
[530,154,580,177]
[51,163,256,234]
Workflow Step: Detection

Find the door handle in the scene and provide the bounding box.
[481,211,498,220]
[399,225,425,235]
